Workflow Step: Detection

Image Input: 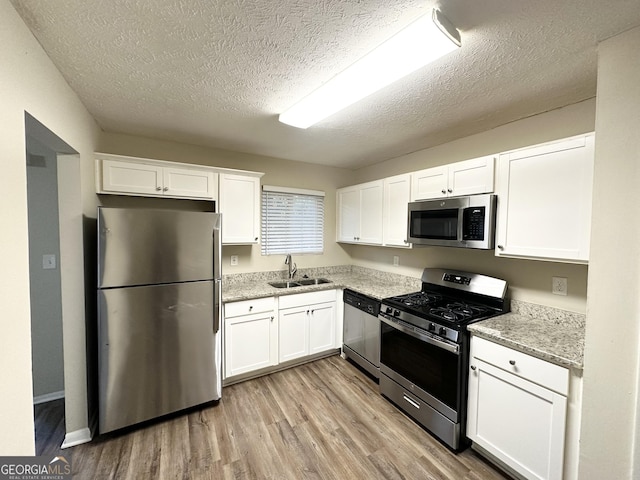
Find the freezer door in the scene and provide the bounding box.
[98,207,220,288]
[98,281,220,434]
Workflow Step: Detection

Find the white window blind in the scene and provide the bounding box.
[261,186,325,255]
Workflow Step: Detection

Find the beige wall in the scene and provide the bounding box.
[1,1,101,454]
[98,133,355,274]
[349,99,596,313]
[579,26,640,479]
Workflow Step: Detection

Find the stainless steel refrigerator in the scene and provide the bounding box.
[97,207,222,434]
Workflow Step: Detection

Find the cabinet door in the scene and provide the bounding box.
[468,358,567,480]
[411,165,448,200]
[163,167,216,199]
[495,134,594,263]
[219,174,260,244]
[279,307,309,363]
[308,302,336,354]
[383,174,411,247]
[358,180,383,244]
[102,159,163,195]
[225,311,277,377]
[448,155,495,196]
[337,186,360,242]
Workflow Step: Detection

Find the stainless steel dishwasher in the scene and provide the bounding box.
[342,289,381,379]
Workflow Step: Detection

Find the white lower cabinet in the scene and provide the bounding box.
[224,290,338,382]
[467,336,569,480]
[224,297,277,378]
[278,290,337,363]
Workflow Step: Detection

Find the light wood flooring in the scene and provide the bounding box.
[37,355,510,479]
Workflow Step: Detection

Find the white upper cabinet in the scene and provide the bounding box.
[97,153,264,245]
[383,173,411,247]
[336,180,383,245]
[495,133,595,263]
[162,166,216,199]
[411,155,495,200]
[97,154,217,200]
[218,173,262,245]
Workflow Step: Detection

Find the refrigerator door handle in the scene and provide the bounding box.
[214,278,222,333]
[213,214,222,333]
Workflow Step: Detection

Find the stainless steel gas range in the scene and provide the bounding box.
[378,268,508,451]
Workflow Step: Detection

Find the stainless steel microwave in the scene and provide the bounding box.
[407,194,497,249]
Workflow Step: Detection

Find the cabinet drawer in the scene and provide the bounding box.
[472,336,569,395]
[224,297,275,318]
[278,290,336,309]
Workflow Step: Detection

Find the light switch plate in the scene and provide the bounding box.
[393,256,399,266]
[42,254,56,270]
[230,255,239,266]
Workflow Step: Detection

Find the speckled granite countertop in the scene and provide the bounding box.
[224,266,586,371]
[222,265,421,303]
[468,299,586,370]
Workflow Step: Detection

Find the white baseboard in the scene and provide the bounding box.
[33,390,65,405]
[61,427,92,449]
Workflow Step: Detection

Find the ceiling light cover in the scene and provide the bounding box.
[279,8,461,129]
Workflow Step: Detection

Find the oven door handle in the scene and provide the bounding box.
[379,315,460,355]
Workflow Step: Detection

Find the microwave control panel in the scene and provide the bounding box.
[462,206,486,241]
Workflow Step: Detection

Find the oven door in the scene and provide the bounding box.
[379,316,464,421]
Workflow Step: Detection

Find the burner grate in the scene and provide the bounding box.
[397,292,442,307]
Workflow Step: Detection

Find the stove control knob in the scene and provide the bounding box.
[385,307,393,315]
[428,323,436,332]
[393,309,401,317]
[439,327,447,336]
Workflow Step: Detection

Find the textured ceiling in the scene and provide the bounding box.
[10,0,640,169]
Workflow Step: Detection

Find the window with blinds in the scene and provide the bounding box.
[261,186,325,255]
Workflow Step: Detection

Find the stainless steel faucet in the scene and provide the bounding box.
[285,254,297,279]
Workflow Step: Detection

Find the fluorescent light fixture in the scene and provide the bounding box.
[279,8,461,129]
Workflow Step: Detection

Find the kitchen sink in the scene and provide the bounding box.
[268,281,302,288]
[298,278,332,286]
[268,278,332,288]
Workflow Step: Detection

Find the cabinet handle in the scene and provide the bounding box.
[311,309,315,314]
[255,237,258,241]
[447,188,453,193]
[163,187,169,191]
[441,189,446,194]
[497,245,504,250]
[156,186,162,191]
[470,365,476,371]
[249,306,253,312]
[509,360,516,366]
[306,309,310,315]
[270,316,274,322]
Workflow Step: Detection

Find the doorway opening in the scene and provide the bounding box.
[25,113,80,454]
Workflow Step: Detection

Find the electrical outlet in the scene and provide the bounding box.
[552,277,568,296]
[230,255,239,266]
[393,256,399,266]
